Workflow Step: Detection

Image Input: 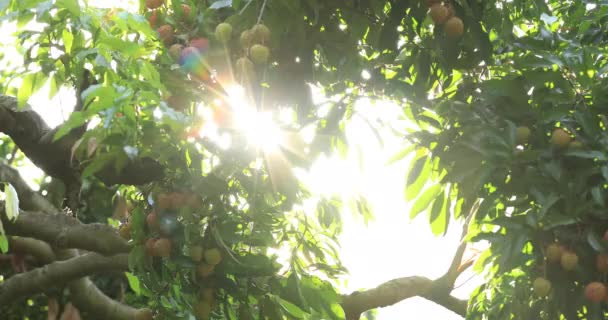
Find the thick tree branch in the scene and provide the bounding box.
[341,276,467,320]
[1,206,131,255]
[56,249,142,320]
[8,238,141,320]
[0,163,143,319]
[0,95,164,186]
[340,203,479,319]
[9,236,57,264]
[0,161,58,213]
[0,251,128,304]
[69,277,142,320]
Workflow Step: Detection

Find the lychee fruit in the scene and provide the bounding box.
[444,17,464,38]
[215,22,233,43]
[249,44,270,64]
[585,282,607,303]
[429,4,449,24]
[560,251,578,271]
[533,277,551,297]
[551,128,571,148]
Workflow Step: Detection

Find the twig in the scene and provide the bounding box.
[256,0,268,24]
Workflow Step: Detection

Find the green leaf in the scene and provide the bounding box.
[56,0,80,15]
[81,152,116,178]
[0,235,7,253]
[125,272,141,295]
[48,75,59,99]
[4,183,19,221]
[385,144,416,165]
[405,155,432,201]
[410,184,442,219]
[275,296,307,319]
[429,189,449,236]
[53,111,87,141]
[62,29,74,54]
[128,245,146,271]
[17,73,34,108]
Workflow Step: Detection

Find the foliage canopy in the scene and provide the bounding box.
[1,0,608,319]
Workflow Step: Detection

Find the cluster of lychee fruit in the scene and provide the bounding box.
[425,0,464,38]
[533,242,608,304]
[515,126,583,149]
[118,189,223,319]
[231,23,272,83]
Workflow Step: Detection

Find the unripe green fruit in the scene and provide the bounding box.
[585,282,607,303]
[189,245,204,262]
[551,128,571,148]
[560,251,578,271]
[251,24,271,44]
[196,263,215,278]
[444,17,464,38]
[533,277,551,297]
[240,30,253,48]
[204,248,222,265]
[249,44,270,64]
[169,44,184,60]
[545,243,563,263]
[515,126,531,145]
[215,22,233,43]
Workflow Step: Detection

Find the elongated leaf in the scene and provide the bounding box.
[0,235,7,253]
[385,144,416,165]
[430,190,449,236]
[275,296,307,319]
[17,73,34,108]
[410,184,442,219]
[405,155,431,201]
[125,272,141,295]
[53,111,87,141]
[56,0,80,15]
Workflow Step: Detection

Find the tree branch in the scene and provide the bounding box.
[1,206,131,255]
[340,203,479,319]
[7,238,141,320]
[69,277,143,320]
[9,236,56,264]
[0,95,164,186]
[0,161,59,213]
[0,251,128,304]
[0,164,143,319]
[341,276,467,320]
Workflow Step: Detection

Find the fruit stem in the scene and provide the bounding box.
[239,0,253,15]
[256,0,267,24]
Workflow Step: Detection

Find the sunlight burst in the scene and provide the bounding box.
[222,84,284,152]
